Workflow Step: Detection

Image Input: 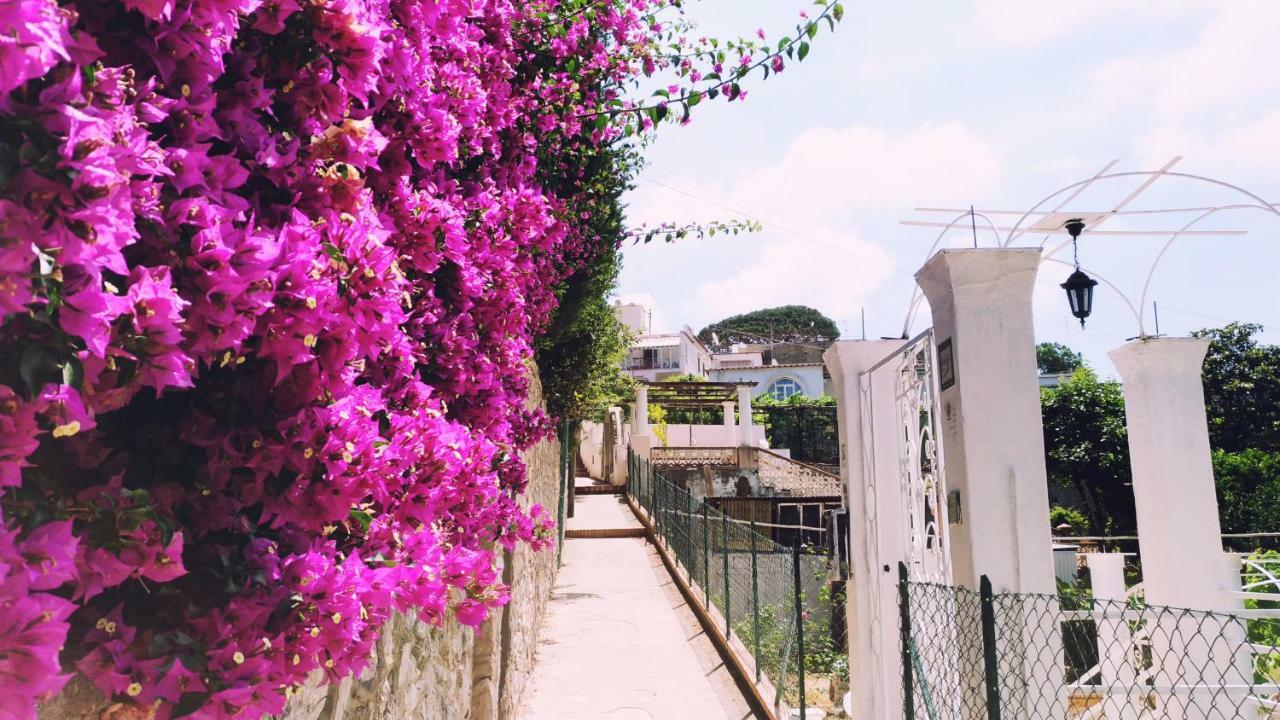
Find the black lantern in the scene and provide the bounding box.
[1060,219,1098,328]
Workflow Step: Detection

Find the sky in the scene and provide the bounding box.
[616,0,1280,377]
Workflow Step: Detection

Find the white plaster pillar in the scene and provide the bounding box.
[1109,338,1225,608]
[1085,553,1139,718]
[915,249,1056,592]
[633,385,650,437]
[1109,338,1249,717]
[721,401,736,446]
[736,385,754,446]
[916,249,1062,720]
[824,339,908,720]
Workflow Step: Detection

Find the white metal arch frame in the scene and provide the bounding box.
[900,210,1007,337]
[903,169,1280,338]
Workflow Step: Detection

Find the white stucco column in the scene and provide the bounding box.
[824,339,908,720]
[721,400,736,438]
[633,384,650,437]
[1109,338,1226,608]
[736,385,753,446]
[1109,338,1248,717]
[915,249,1056,592]
[917,249,1061,720]
[1085,553,1139,718]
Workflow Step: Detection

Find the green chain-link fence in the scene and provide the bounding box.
[899,562,1280,719]
[627,449,850,718]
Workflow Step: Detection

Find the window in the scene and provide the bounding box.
[766,377,803,401]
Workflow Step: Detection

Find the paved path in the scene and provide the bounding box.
[519,491,758,720]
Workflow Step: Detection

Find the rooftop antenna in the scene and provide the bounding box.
[970,204,978,248]
[1153,301,1160,336]
[861,308,867,340]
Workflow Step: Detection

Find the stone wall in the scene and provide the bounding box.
[282,369,563,720]
[40,372,561,720]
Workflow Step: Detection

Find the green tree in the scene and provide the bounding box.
[697,305,839,351]
[536,229,636,421]
[1036,342,1085,374]
[1213,448,1280,534]
[1040,368,1135,535]
[1192,322,1280,454]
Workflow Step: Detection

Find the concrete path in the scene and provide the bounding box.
[519,491,759,720]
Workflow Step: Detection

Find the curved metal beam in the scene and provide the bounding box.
[1000,170,1280,248]
[1137,203,1272,335]
[900,211,1004,337]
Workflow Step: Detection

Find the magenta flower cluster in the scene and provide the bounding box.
[0,0,667,717]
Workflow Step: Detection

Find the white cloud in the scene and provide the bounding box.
[691,228,893,324]
[1135,108,1280,183]
[967,0,1198,50]
[1092,2,1280,122]
[624,120,1003,331]
[728,122,1002,214]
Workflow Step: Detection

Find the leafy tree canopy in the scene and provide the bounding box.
[698,305,839,351]
[1192,322,1280,454]
[1037,342,1086,374]
[1040,368,1135,536]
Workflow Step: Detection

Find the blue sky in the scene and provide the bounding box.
[617,1,1280,376]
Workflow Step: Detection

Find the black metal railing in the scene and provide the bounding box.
[627,449,850,718]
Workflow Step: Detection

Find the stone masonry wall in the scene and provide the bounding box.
[40,371,561,720]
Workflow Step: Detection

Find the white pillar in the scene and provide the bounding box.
[824,339,908,720]
[721,401,736,446]
[736,385,754,446]
[1109,338,1225,608]
[1109,338,1248,717]
[633,385,650,437]
[1085,554,1139,718]
[915,249,1056,593]
[916,249,1061,720]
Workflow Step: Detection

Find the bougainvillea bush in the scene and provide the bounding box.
[0,0,841,716]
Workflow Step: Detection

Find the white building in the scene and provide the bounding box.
[616,303,832,398]
[709,361,828,401]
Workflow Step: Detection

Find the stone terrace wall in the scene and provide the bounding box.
[40,371,561,720]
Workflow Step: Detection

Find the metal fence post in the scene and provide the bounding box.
[722,512,731,636]
[702,502,710,597]
[750,520,761,681]
[556,421,568,566]
[979,575,1002,720]
[792,545,807,720]
[686,492,694,583]
[899,562,916,720]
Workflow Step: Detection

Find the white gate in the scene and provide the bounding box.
[856,329,962,718]
[859,328,952,584]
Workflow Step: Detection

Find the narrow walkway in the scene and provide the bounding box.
[519,483,760,720]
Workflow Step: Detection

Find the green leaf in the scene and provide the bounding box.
[798,42,810,61]
[833,2,845,21]
[62,357,84,389]
[348,508,373,533]
[807,23,819,39]
[687,92,701,107]
[652,88,670,98]
[322,242,345,265]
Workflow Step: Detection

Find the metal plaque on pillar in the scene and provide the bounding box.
[936,337,955,392]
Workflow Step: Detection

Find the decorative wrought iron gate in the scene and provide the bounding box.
[857,330,959,717]
[859,328,952,585]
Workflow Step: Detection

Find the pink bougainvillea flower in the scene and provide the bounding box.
[0,0,75,94]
